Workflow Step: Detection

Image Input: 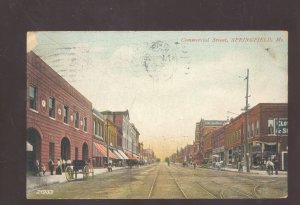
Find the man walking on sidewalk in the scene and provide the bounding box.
[273,156,279,175]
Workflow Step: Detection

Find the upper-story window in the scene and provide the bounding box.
[75,112,79,128]
[95,121,99,135]
[29,85,37,110]
[99,123,102,137]
[97,122,100,135]
[268,119,275,135]
[93,120,96,135]
[49,97,55,118]
[251,123,254,137]
[84,117,87,132]
[256,120,260,135]
[64,105,68,123]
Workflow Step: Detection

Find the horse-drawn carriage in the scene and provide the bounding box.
[65,160,94,181]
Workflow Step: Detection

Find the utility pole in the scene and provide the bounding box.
[244,69,250,172]
[106,121,109,166]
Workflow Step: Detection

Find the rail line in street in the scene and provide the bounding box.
[166,166,188,199]
[147,165,160,199]
[170,163,262,199]
[148,164,187,199]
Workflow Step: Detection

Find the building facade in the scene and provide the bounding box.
[92,109,105,167]
[211,126,226,162]
[195,119,227,164]
[224,103,288,170]
[26,52,93,173]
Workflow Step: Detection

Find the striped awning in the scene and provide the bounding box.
[125,151,138,160]
[117,149,129,160]
[93,142,118,159]
[112,149,124,160]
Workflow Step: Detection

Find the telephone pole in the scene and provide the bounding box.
[244,69,250,172]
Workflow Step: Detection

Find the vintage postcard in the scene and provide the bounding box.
[26,31,287,199]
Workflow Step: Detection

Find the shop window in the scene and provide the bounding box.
[64,106,68,123]
[49,97,55,118]
[29,85,37,110]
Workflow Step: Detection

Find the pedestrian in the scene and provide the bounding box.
[35,160,41,176]
[266,158,274,175]
[62,159,66,172]
[108,162,112,172]
[273,157,279,175]
[56,159,62,175]
[193,161,196,169]
[41,164,46,176]
[48,159,54,175]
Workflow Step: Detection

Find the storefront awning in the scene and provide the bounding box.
[93,142,118,159]
[112,149,124,160]
[124,151,139,160]
[117,149,129,160]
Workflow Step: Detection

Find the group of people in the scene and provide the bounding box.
[266,157,279,175]
[33,160,46,176]
[33,158,70,176]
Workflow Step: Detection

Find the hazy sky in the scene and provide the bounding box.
[28,31,288,159]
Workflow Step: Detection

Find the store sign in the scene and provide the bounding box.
[204,121,226,126]
[276,118,288,135]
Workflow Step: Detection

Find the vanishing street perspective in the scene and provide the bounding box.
[26,31,288,199]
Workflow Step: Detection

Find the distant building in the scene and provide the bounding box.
[211,126,226,162]
[194,119,227,164]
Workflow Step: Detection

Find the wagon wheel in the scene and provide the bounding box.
[65,166,73,181]
[82,165,89,180]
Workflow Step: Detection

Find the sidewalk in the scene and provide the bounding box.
[173,163,287,177]
[26,166,125,191]
[222,167,287,177]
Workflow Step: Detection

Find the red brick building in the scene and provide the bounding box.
[203,131,213,159]
[211,126,226,161]
[194,119,227,164]
[224,114,244,168]
[225,103,288,170]
[26,52,93,173]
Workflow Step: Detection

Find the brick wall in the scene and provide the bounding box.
[27,52,93,167]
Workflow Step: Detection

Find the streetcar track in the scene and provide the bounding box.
[211,180,253,199]
[148,164,188,199]
[160,165,286,199]
[167,166,188,199]
[173,164,261,199]
[147,165,160,199]
[196,181,218,198]
[170,165,219,199]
